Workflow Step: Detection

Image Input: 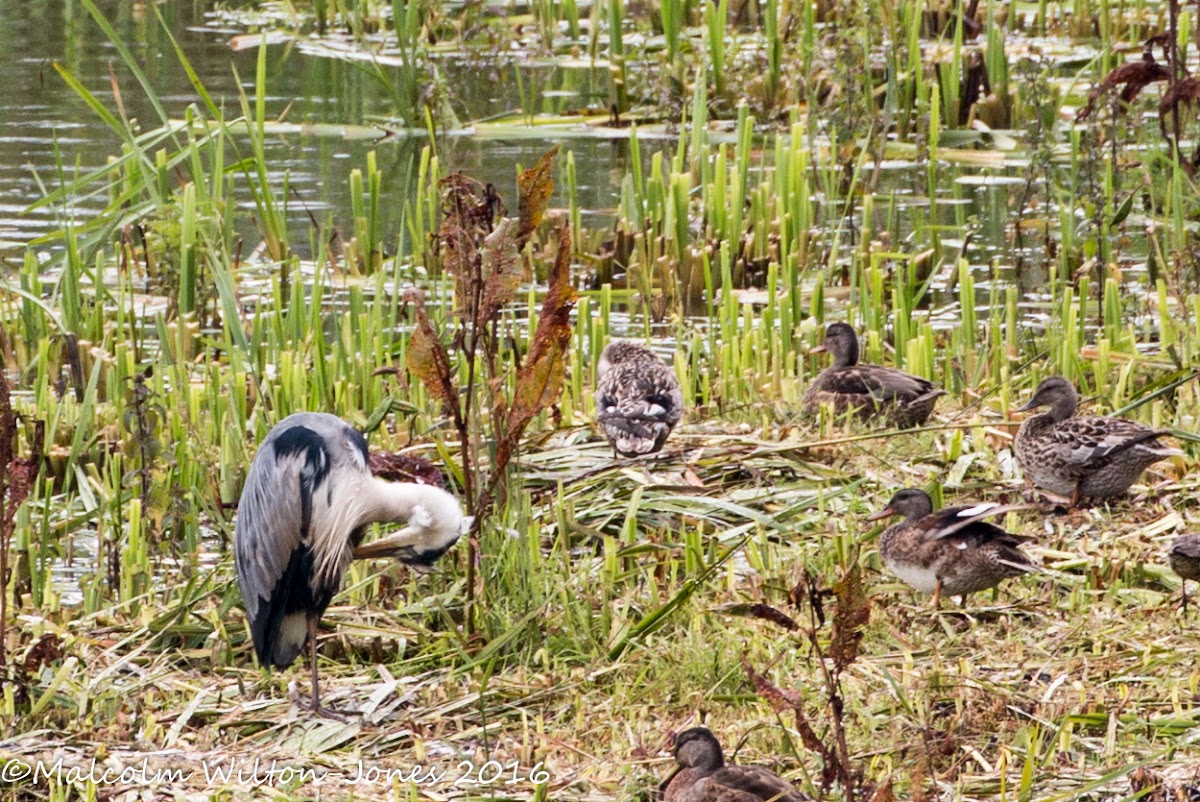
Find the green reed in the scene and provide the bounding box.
[705,0,727,97]
[607,0,629,113]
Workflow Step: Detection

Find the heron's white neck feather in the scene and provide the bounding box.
[356,478,462,532]
[311,476,463,590]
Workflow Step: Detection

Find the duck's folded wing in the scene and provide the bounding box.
[707,766,809,802]
[922,504,1036,544]
[599,372,684,426]
[1052,418,1179,466]
[849,366,940,402]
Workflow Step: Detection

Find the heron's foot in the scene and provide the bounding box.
[297,697,357,721]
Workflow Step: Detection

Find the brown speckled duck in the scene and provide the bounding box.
[867,488,1039,608]
[804,323,944,428]
[595,341,683,457]
[1014,377,1182,507]
[1168,534,1200,612]
[660,728,808,802]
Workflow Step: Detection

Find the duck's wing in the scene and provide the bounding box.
[916,505,1040,574]
[598,361,682,418]
[920,504,1036,547]
[705,765,809,802]
[1049,417,1181,469]
[820,364,942,403]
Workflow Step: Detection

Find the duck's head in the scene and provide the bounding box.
[811,322,859,368]
[672,727,726,772]
[1015,376,1079,421]
[867,488,934,522]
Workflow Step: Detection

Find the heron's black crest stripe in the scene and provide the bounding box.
[272,425,331,540]
[272,426,332,485]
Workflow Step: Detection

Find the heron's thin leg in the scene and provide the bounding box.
[308,615,321,709]
[302,616,347,720]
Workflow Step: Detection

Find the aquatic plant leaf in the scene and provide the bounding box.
[404,289,457,415]
[516,145,559,248]
[0,369,44,671]
[477,218,522,329]
[829,561,870,673]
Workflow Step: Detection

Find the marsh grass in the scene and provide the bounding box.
[5,1,1200,801]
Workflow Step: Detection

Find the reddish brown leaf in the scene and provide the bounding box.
[716,603,800,631]
[829,561,871,672]
[742,657,828,756]
[490,223,576,499]
[404,289,458,416]
[477,218,523,329]
[22,633,63,674]
[506,221,576,440]
[369,452,447,488]
[516,145,560,248]
[1076,57,1170,121]
[1159,77,1200,122]
[437,174,506,317]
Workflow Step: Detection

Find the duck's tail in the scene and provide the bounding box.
[598,413,673,456]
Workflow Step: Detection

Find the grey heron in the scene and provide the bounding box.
[595,341,683,457]
[234,412,464,717]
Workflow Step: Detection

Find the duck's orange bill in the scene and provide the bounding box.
[865,507,894,522]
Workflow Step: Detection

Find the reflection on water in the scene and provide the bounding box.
[0,0,638,255]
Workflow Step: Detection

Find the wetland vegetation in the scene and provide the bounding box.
[4,0,1200,799]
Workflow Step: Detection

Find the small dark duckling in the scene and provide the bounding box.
[661,728,808,802]
[1014,377,1182,507]
[1168,534,1200,612]
[595,341,683,458]
[804,323,944,428]
[867,488,1039,608]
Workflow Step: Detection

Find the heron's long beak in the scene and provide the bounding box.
[865,506,895,522]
